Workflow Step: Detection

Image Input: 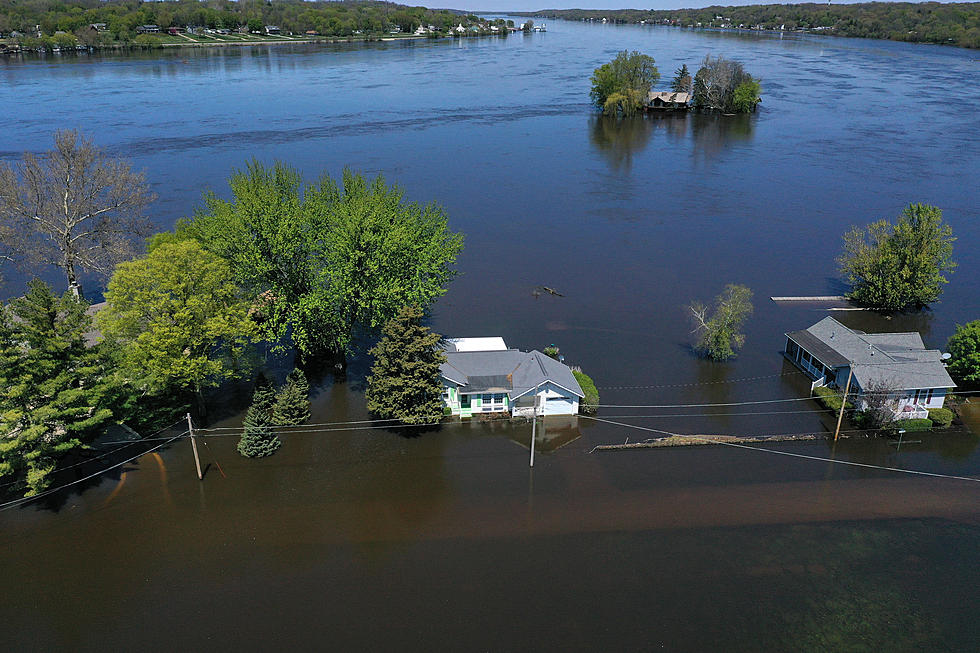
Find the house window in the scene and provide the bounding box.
[493,393,504,405]
[482,394,493,411]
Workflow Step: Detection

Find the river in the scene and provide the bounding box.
[1,20,979,651]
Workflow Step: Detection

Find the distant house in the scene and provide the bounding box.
[414,25,428,36]
[305,30,319,36]
[646,91,691,111]
[454,23,466,34]
[440,338,584,417]
[167,27,183,36]
[264,25,280,35]
[785,317,955,420]
[136,25,160,34]
[89,23,107,32]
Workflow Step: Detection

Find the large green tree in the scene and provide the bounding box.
[0,281,114,496]
[184,162,463,361]
[98,240,258,404]
[838,203,955,311]
[688,284,754,361]
[273,369,311,426]
[946,320,980,386]
[366,305,446,425]
[590,50,660,116]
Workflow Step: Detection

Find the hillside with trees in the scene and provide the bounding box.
[521,3,980,49]
[0,0,501,49]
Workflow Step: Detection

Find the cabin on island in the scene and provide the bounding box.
[646,91,691,111]
[440,337,584,417]
[784,316,955,420]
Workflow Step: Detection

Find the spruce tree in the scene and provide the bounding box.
[273,369,311,426]
[237,377,281,457]
[365,305,446,425]
[0,281,114,495]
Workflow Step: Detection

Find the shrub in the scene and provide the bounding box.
[573,370,599,415]
[813,386,853,412]
[898,418,933,432]
[927,407,954,428]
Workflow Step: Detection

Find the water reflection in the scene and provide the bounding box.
[588,113,655,173]
[690,113,755,160]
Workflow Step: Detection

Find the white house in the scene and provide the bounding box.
[440,338,584,417]
[785,317,955,420]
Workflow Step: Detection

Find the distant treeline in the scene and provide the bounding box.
[520,3,980,49]
[0,0,485,41]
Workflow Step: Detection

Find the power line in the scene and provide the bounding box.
[581,415,980,484]
[0,430,190,512]
[598,370,805,390]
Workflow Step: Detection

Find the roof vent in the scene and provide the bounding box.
[869,344,874,356]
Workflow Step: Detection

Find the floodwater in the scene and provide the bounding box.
[2,20,979,651]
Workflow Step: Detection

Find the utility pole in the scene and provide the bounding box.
[833,368,853,442]
[529,383,541,467]
[187,412,203,480]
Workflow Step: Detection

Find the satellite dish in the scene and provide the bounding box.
[941,352,952,360]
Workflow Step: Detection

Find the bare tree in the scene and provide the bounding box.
[0,130,154,297]
[857,377,901,428]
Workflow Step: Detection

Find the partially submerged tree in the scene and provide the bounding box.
[0,130,153,297]
[689,284,754,361]
[692,55,760,113]
[366,305,446,425]
[838,203,955,311]
[273,369,311,426]
[854,378,900,429]
[98,240,258,407]
[590,50,660,116]
[183,162,463,362]
[237,382,281,458]
[946,320,980,386]
[0,281,114,496]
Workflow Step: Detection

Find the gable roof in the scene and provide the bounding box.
[440,348,584,398]
[787,316,955,391]
[648,91,691,103]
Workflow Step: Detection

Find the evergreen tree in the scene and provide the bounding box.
[670,63,692,93]
[237,382,281,458]
[0,280,114,495]
[273,369,311,426]
[365,305,446,425]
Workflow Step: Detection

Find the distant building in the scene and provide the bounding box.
[264,25,281,35]
[785,316,955,420]
[135,25,160,34]
[89,23,108,32]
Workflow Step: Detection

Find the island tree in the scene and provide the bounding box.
[946,320,980,386]
[670,64,693,94]
[366,305,446,425]
[692,55,761,113]
[838,203,955,311]
[98,240,258,408]
[688,284,754,361]
[0,281,114,496]
[0,130,153,298]
[590,50,660,116]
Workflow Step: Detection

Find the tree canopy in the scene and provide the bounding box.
[0,281,114,496]
[520,4,980,49]
[689,284,754,361]
[0,130,153,297]
[365,305,446,425]
[838,203,955,311]
[98,239,258,399]
[182,161,462,361]
[692,55,760,113]
[590,50,660,116]
[946,320,980,386]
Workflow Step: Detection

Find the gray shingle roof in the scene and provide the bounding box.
[440,349,584,398]
[787,316,955,391]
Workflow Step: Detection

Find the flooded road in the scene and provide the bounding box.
[2,19,980,651]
